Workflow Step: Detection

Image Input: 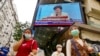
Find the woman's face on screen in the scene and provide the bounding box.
[55,8,62,14]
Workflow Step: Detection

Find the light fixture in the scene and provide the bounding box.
[64,0,73,2]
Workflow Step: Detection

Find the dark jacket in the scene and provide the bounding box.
[0,46,9,56]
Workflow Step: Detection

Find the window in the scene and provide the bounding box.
[10,7,11,9]
[4,32,8,35]
[2,24,3,27]
[7,25,9,27]
[0,27,2,31]
[7,13,8,16]
[0,24,3,31]
[3,35,4,37]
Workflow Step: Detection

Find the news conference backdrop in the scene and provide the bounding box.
[34,2,84,26]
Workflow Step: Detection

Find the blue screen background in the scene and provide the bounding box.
[36,3,83,22]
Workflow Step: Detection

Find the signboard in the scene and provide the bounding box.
[34,2,84,26]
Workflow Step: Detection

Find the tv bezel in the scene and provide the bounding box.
[32,1,85,27]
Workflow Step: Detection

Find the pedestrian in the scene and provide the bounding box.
[66,25,94,56]
[51,44,65,56]
[13,28,38,56]
[0,43,10,56]
[37,48,45,56]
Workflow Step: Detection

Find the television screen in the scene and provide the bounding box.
[34,2,84,26]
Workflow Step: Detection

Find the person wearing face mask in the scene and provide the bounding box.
[51,44,65,56]
[13,28,38,56]
[66,25,94,56]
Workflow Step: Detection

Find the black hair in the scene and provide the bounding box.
[54,5,62,10]
[69,25,79,32]
[23,28,32,34]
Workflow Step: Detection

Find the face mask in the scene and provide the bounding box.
[71,29,79,36]
[24,34,31,39]
[57,48,62,52]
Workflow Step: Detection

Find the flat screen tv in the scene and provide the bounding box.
[34,2,84,26]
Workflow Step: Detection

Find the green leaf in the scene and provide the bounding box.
[13,22,30,41]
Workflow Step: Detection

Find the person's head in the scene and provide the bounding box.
[23,28,32,40]
[54,5,62,15]
[56,44,62,52]
[69,25,80,37]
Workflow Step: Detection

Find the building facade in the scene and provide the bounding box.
[0,0,17,45]
[32,0,100,56]
[57,0,100,55]
[81,0,100,42]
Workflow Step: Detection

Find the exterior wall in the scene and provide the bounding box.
[81,30,100,41]
[84,0,100,28]
[84,0,100,13]
[82,0,100,44]
[89,17,100,28]
[0,0,17,45]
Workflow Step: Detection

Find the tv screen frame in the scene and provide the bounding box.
[33,2,85,27]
